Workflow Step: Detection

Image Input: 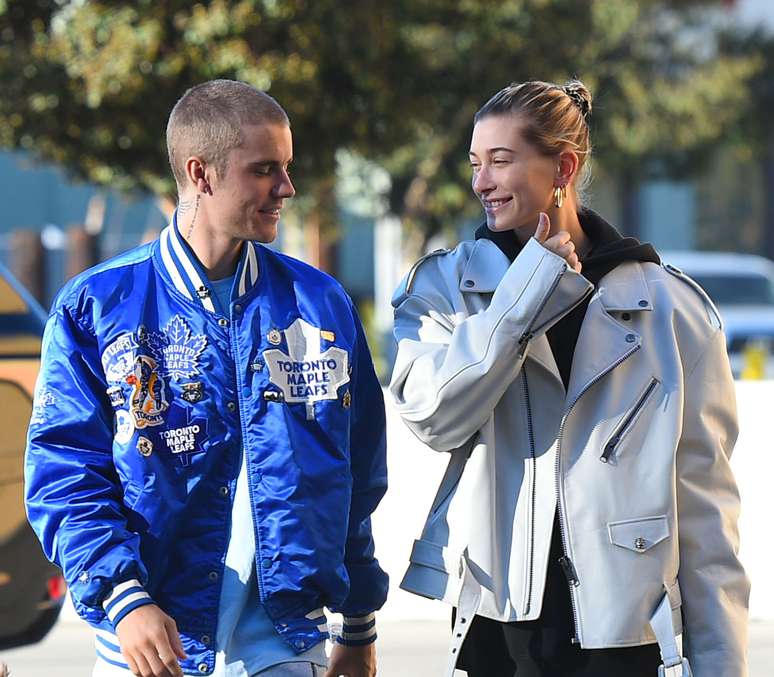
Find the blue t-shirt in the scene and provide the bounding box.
[210,275,326,676]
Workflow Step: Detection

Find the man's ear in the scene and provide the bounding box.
[184,157,212,196]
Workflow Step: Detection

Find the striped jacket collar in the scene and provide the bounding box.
[157,211,261,314]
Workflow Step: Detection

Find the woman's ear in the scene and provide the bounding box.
[556,150,579,187]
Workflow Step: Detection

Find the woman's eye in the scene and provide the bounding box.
[492,159,509,166]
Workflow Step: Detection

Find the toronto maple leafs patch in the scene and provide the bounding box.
[146,315,207,381]
[152,403,208,466]
[102,333,138,384]
[264,318,349,403]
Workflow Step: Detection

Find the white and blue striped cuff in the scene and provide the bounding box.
[337,613,376,646]
[102,579,154,628]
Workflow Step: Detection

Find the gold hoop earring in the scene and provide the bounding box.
[186,193,201,240]
[553,185,567,209]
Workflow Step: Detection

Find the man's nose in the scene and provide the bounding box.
[274,169,295,198]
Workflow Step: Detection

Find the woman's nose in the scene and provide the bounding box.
[472,166,494,194]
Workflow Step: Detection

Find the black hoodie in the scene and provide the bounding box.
[475,208,660,387]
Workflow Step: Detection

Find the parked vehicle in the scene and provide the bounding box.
[661,251,774,378]
[0,263,65,649]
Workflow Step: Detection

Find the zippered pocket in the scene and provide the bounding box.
[600,377,660,463]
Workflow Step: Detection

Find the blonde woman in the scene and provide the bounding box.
[390,80,748,677]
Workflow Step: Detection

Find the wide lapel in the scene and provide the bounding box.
[459,239,563,387]
[565,263,652,406]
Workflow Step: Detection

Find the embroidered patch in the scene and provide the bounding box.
[107,385,125,408]
[102,333,138,383]
[30,388,56,425]
[126,355,168,428]
[136,436,153,457]
[264,318,349,403]
[267,329,282,345]
[146,315,207,382]
[180,381,204,404]
[151,403,208,466]
[114,409,135,444]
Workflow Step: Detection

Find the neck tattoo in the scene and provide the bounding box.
[179,194,200,240]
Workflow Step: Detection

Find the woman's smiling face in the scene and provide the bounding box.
[469,114,557,236]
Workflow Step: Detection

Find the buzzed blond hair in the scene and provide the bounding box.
[166,79,289,191]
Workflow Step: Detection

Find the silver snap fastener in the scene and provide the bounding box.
[342,390,351,409]
[267,329,282,345]
[208,571,219,582]
[201,634,211,645]
[625,334,636,343]
[219,486,230,497]
[638,300,648,307]
[234,304,242,313]
[227,401,236,412]
[634,537,647,551]
[198,663,208,674]
[464,280,474,288]
[218,318,229,328]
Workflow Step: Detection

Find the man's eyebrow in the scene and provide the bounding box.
[246,159,293,167]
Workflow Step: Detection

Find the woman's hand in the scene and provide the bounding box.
[534,212,582,273]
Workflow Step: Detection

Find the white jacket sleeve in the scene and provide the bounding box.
[390,238,592,451]
[676,328,749,677]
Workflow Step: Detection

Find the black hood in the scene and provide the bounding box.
[474,207,660,286]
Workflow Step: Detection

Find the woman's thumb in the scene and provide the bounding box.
[534,212,550,242]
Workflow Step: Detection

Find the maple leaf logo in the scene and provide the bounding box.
[264,318,349,403]
[147,315,208,381]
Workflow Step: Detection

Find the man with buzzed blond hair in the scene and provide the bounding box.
[26,80,388,677]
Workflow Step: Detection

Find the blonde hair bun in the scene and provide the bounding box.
[562,80,592,118]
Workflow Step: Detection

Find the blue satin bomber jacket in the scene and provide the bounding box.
[25,219,388,674]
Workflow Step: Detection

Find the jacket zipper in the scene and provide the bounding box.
[230,320,266,602]
[521,369,536,616]
[600,377,659,463]
[554,343,641,643]
[517,269,566,359]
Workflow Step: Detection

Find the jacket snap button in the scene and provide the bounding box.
[625,333,636,343]
[219,486,230,497]
[208,571,219,582]
[464,280,474,288]
[201,634,211,645]
[227,401,236,412]
[621,312,631,321]
[262,558,272,569]
[634,537,647,551]
[218,318,229,328]
[198,663,208,674]
[638,300,648,307]
[234,304,242,313]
